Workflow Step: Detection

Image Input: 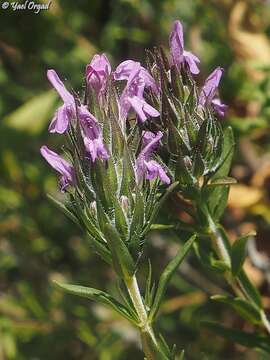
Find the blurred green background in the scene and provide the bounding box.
[1,0,270,358]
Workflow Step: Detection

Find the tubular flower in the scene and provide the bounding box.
[169,20,200,75]
[114,60,159,94]
[119,62,159,122]
[79,106,109,162]
[199,67,227,116]
[86,53,111,95]
[40,145,75,191]
[47,69,108,161]
[212,98,228,117]
[135,131,170,184]
[47,69,75,134]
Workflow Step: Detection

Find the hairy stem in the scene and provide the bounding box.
[124,275,162,359]
[206,208,270,335]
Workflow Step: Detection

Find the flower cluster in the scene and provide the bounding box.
[41,57,167,190]
[41,19,228,265]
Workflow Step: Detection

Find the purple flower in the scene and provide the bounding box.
[199,67,223,104]
[79,106,109,162]
[169,20,200,75]
[47,70,108,160]
[47,69,75,134]
[86,54,111,95]
[128,96,159,123]
[119,62,159,122]
[212,98,228,117]
[144,160,170,183]
[135,131,170,184]
[40,145,75,191]
[199,67,227,117]
[114,60,159,94]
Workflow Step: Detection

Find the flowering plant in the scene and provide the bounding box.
[41,20,270,359]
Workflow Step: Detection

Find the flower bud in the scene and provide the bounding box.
[120,195,129,215]
[89,201,97,217]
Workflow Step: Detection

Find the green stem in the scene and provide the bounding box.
[124,275,162,359]
[206,208,270,335]
[206,211,244,297]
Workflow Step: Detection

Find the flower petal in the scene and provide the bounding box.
[212,98,228,117]
[200,67,224,105]
[114,60,136,80]
[48,104,71,134]
[183,50,200,75]
[40,145,74,185]
[114,60,159,94]
[169,20,184,66]
[145,160,170,184]
[47,69,74,105]
[86,54,111,94]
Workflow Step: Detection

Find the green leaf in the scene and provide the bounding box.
[114,197,129,241]
[149,234,196,321]
[4,90,57,134]
[129,188,145,254]
[202,321,270,353]
[178,350,185,360]
[209,186,230,221]
[120,143,136,196]
[237,270,262,309]
[193,152,205,178]
[211,295,261,324]
[47,194,81,228]
[54,281,137,325]
[141,331,170,360]
[103,223,135,279]
[205,127,234,220]
[210,259,230,273]
[158,333,172,358]
[175,156,196,186]
[145,260,156,309]
[150,224,175,230]
[86,233,112,265]
[208,177,237,186]
[96,199,110,233]
[145,182,179,236]
[72,153,95,202]
[231,232,256,276]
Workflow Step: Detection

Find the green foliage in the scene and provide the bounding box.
[211,295,261,325]
[104,224,136,279]
[203,126,235,221]
[54,281,138,325]
[149,235,196,322]
[231,232,256,276]
[203,322,270,354]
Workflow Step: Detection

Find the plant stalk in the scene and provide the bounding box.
[206,208,270,335]
[124,275,162,359]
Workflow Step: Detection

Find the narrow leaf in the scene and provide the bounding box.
[231,232,255,276]
[54,281,137,324]
[205,127,234,220]
[211,295,261,324]
[237,270,262,309]
[208,177,237,186]
[149,235,196,321]
[47,194,81,228]
[202,321,270,353]
[104,223,135,279]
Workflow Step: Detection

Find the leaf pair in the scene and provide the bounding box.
[149,234,196,322]
[54,281,138,325]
